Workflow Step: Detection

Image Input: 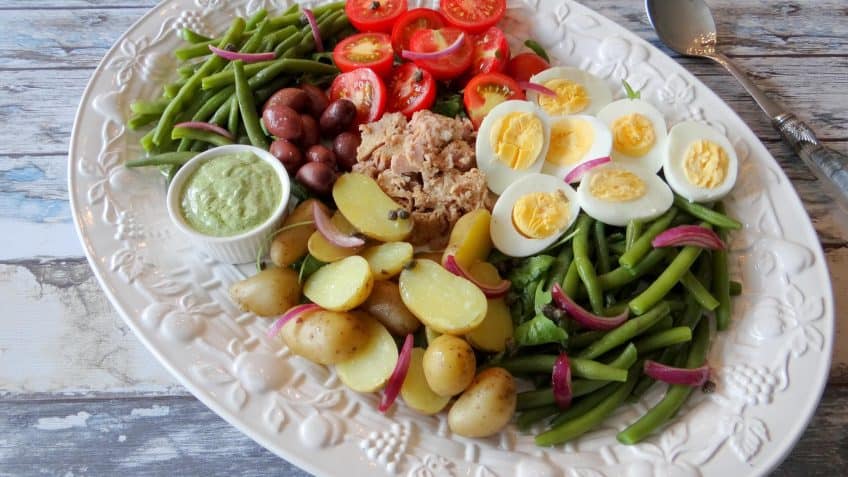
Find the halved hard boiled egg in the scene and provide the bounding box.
[663,121,738,202]
[541,115,612,179]
[476,100,551,194]
[576,163,673,226]
[527,67,613,116]
[596,98,668,173]
[491,173,581,257]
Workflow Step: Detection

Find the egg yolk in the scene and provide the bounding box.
[538,79,590,115]
[589,168,647,202]
[512,190,571,239]
[612,113,656,157]
[546,118,594,166]
[683,140,729,188]
[490,112,544,170]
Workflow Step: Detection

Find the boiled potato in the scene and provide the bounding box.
[448,368,517,438]
[465,262,513,352]
[360,280,421,336]
[423,335,476,397]
[303,255,374,311]
[271,199,327,267]
[468,261,501,285]
[336,313,398,392]
[333,173,412,242]
[425,327,441,345]
[401,348,451,415]
[361,242,414,280]
[399,259,487,334]
[441,209,492,269]
[281,309,370,365]
[307,212,364,263]
[229,267,301,317]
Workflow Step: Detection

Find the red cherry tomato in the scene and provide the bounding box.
[386,63,437,118]
[407,28,474,81]
[345,0,408,33]
[332,32,394,77]
[328,68,387,126]
[390,8,446,55]
[462,72,525,129]
[504,52,550,82]
[469,26,510,76]
[439,0,506,35]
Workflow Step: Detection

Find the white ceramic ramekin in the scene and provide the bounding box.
[166,144,290,264]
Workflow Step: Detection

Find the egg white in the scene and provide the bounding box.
[490,173,581,257]
[663,121,738,202]
[576,163,673,227]
[476,100,550,195]
[527,67,613,116]
[541,114,612,180]
[596,98,668,173]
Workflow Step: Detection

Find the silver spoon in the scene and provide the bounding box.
[646,0,848,209]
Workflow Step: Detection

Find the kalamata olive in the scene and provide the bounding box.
[333,132,361,171]
[265,88,311,114]
[262,104,302,140]
[319,99,357,137]
[299,114,321,148]
[306,145,337,170]
[270,138,303,175]
[300,83,329,118]
[296,161,337,196]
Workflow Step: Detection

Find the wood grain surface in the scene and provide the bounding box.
[0,0,846,475]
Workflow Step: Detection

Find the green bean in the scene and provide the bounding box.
[625,219,642,252]
[517,388,556,410]
[608,240,627,255]
[203,57,337,90]
[175,39,218,62]
[171,127,234,147]
[573,215,604,314]
[255,77,293,103]
[548,383,621,428]
[176,137,193,152]
[594,221,611,274]
[678,293,703,330]
[154,18,245,146]
[131,98,170,115]
[635,327,692,354]
[273,28,307,56]
[282,3,300,15]
[210,95,234,126]
[233,60,269,149]
[536,370,639,446]
[619,208,678,268]
[312,0,345,16]
[562,260,580,298]
[181,28,212,44]
[566,343,639,397]
[569,330,605,350]
[284,10,345,58]
[547,247,573,289]
[164,79,187,99]
[194,86,236,122]
[712,204,732,330]
[579,301,671,359]
[140,130,155,152]
[680,271,719,310]
[245,9,268,30]
[673,194,741,229]
[125,152,197,168]
[226,96,240,135]
[500,355,627,382]
[128,113,158,131]
[260,25,298,51]
[646,314,673,335]
[617,319,710,444]
[730,280,742,296]
[629,229,709,315]
[598,248,672,291]
[265,12,304,31]
[517,406,559,431]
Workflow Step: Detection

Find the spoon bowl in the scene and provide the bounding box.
[646,0,717,57]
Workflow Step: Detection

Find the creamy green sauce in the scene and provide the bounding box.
[180,152,281,237]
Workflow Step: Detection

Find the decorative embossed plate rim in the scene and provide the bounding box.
[68,1,833,476]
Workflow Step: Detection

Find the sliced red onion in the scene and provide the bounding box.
[208,45,276,63]
[303,8,323,52]
[267,303,320,339]
[518,81,556,97]
[644,360,710,386]
[551,283,628,330]
[551,353,573,409]
[401,32,465,61]
[563,156,611,184]
[174,121,234,140]
[652,225,725,250]
[379,334,414,413]
[312,203,365,248]
[443,255,511,298]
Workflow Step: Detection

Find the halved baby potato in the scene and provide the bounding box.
[465,262,514,352]
[270,199,327,267]
[333,173,412,242]
[360,280,421,336]
[399,259,487,334]
[307,212,364,263]
[303,255,373,311]
[441,209,492,269]
[401,348,451,415]
[281,309,370,365]
[361,242,414,280]
[336,313,398,392]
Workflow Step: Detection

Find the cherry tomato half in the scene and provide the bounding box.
[469,26,510,76]
[391,8,446,55]
[328,67,388,126]
[407,28,473,81]
[439,0,506,35]
[504,52,550,83]
[345,0,408,33]
[333,32,394,77]
[462,72,525,129]
[387,63,437,118]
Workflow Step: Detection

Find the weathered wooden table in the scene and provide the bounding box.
[1,1,845,475]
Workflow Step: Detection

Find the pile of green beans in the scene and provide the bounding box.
[126,2,348,167]
[500,200,739,446]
